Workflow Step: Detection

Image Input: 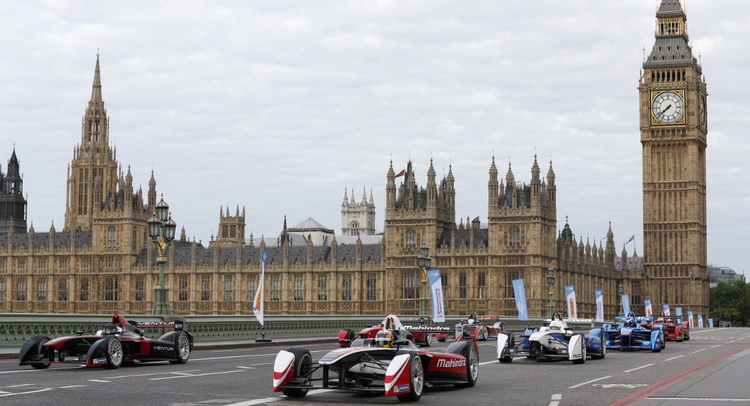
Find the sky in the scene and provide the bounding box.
[0,1,748,274]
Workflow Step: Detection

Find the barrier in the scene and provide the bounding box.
[0,313,605,347]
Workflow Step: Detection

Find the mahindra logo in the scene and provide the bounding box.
[436,358,466,368]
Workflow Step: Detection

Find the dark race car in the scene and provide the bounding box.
[19,314,193,369]
[496,312,605,363]
[602,312,665,352]
[279,314,478,402]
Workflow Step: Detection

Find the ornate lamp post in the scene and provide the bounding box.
[416,244,432,317]
[149,195,177,315]
[546,268,556,319]
[617,283,624,316]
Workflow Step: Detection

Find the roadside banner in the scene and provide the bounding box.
[676,307,683,323]
[662,303,671,316]
[427,269,446,323]
[622,294,631,315]
[688,310,694,328]
[697,314,704,328]
[512,278,529,320]
[644,299,653,317]
[595,289,604,322]
[708,318,714,328]
[252,249,268,326]
[565,285,577,319]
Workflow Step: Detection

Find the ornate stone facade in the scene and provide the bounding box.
[0,1,708,317]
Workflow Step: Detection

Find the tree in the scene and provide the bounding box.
[710,281,750,327]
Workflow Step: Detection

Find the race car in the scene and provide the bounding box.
[19,314,193,369]
[278,314,479,402]
[653,315,687,342]
[436,314,505,342]
[496,312,605,363]
[602,312,665,352]
[338,315,451,348]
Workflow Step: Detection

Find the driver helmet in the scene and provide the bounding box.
[375,329,394,348]
[102,323,122,335]
[624,317,636,328]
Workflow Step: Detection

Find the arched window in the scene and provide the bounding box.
[107,227,117,248]
[350,221,359,236]
[406,229,417,249]
[509,226,521,249]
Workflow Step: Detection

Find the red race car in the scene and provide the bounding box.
[436,314,506,342]
[654,315,689,341]
[19,314,193,369]
[338,314,450,348]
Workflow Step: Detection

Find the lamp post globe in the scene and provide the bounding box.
[416,244,432,317]
[151,194,176,315]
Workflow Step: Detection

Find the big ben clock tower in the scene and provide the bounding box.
[640,0,708,314]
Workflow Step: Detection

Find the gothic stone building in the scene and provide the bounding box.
[0,1,708,317]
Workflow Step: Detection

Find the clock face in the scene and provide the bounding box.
[699,94,707,128]
[651,91,684,124]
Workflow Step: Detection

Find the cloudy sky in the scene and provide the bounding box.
[1,1,748,274]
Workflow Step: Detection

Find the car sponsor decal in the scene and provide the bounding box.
[396,384,409,393]
[435,358,466,369]
[94,358,107,364]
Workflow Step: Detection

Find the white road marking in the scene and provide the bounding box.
[5,384,34,387]
[225,389,332,406]
[623,363,654,373]
[0,388,53,397]
[550,393,562,406]
[711,345,721,348]
[479,360,496,366]
[88,379,111,383]
[692,348,706,354]
[569,375,612,389]
[59,385,86,389]
[108,370,202,379]
[0,370,36,375]
[237,366,255,369]
[150,369,244,380]
[595,383,649,389]
[0,391,10,394]
[665,355,684,361]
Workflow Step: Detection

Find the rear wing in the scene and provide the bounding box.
[131,320,185,331]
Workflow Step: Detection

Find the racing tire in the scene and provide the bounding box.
[424,333,433,347]
[437,335,446,342]
[282,347,312,398]
[170,332,191,364]
[396,353,424,402]
[104,336,123,369]
[572,335,586,364]
[459,341,479,387]
[499,334,514,363]
[479,327,488,341]
[28,336,52,369]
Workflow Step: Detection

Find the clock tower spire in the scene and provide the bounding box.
[639,0,708,314]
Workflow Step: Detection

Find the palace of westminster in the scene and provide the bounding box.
[0,2,709,318]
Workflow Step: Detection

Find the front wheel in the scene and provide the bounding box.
[104,337,123,369]
[170,332,191,364]
[459,342,479,387]
[396,354,424,402]
[282,348,312,398]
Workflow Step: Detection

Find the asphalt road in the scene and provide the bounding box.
[1,328,749,405]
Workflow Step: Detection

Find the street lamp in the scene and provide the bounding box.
[416,244,432,317]
[617,283,624,317]
[149,194,177,315]
[546,268,556,319]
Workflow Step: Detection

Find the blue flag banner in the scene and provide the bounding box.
[595,289,604,322]
[688,310,694,328]
[512,278,528,320]
[708,318,714,328]
[622,294,631,315]
[676,307,683,323]
[662,303,671,317]
[697,314,703,328]
[565,285,577,319]
[644,299,653,317]
[427,269,445,323]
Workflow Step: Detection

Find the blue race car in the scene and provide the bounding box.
[496,312,606,363]
[602,312,665,352]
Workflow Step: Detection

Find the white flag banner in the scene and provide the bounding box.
[252,249,268,326]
